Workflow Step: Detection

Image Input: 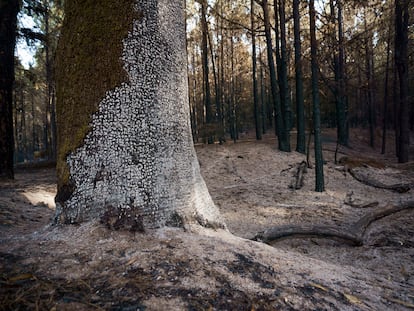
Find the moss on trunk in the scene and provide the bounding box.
[55,0,141,199]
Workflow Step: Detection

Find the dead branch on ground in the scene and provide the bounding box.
[253,200,414,246]
[348,167,410,193]
[289,161,307,190]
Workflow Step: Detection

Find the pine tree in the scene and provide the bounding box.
[0,0,20,179]
[55,0,225,230]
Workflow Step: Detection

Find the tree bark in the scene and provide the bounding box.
[0,0,20,179]
[200,0,214,144]
[381,21,392,155]
[55,0,225,230]
[309,0,325,192]
[293,0,305,154]
[277,0,292,144]
[251,0,261,140]
[335,0,348,146]
[364,17,375,149]
[260,0,289,151]
[395,0,410,163]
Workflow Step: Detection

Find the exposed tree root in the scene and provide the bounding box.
[253,200,414,246]
[348,167,410,193]
[254,224,361,246]
[352,200,414,236]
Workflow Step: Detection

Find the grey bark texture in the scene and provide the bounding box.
[55,0,225,230]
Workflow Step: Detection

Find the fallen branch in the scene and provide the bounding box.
[348,167,410,193]
[352,200,414,236]
[289,161,307,190]
[254,224,362,246]
[253,200,414,246]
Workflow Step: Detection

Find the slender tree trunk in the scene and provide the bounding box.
[261,0,289,151]
[31,91,36,155]
[13,91,18,164]
[208,27,224,142]
[309,0,325,192]
[251,0,262,140]
[0,0,20,179]
[293,0,305,154]
[43,1,57,161]
[219,0,226,135]
[381,21,392,155]
[189,48,198,142]
[207,29,220,126]
[20,92,27,161]
[364,17,375,148]
[230,31,237,142]
[274,0,281,82]
[393,61,400,157]
[44,2,56,160]
[55,0,225,230]
[200,0,213,144]
[395,0,410,163]
[278,0,292,143]
[259,47,267,134]
[336,0,348,146]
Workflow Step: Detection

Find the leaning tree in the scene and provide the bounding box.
[55,0,225,231]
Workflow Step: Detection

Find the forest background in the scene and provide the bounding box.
[10,0,413,167]
[0,1,413,309]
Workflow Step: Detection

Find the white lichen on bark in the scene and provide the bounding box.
[55,0,225,230]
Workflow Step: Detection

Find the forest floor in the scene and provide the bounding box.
[1,128,414,310]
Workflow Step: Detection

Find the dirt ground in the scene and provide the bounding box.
[1,129,414,310]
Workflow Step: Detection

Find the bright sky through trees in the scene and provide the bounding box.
[16,13,38,68]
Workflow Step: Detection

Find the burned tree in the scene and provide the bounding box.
[0,0,20,179]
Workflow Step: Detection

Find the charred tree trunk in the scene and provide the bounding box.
[381,21,392,155]
[395,0,410,163]
[293,0,305,154]
[260,0,289,151]
[251,0,261,140]
[55,0,225,230]
[277,0,292,145]
[309,0,325,192]
[0,0,20,179]
[335,0,348,146]
[364,18,375,149]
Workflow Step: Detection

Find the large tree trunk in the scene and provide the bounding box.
[55,0,225,230]
[0,0,19,179]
